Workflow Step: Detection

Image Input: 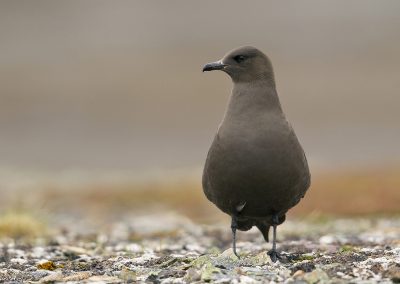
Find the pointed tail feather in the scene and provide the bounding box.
[256,223,270,242]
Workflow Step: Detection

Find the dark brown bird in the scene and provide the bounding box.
[202,46,310,262]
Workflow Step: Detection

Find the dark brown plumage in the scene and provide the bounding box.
[202,46,310,262]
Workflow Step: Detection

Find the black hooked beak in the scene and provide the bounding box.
[202,61,226,72]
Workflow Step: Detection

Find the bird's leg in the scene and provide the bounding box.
[231,215,240,259]
[267,214,282,262]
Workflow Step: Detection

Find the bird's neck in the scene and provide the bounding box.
[225,81,283,119]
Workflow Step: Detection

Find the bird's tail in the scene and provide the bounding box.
[255,222,271,242]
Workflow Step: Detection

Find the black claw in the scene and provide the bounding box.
[268,215,281,263]
[267,250,282,263]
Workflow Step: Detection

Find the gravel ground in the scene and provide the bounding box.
[0,215,399,283]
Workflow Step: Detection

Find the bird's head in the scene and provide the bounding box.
[203,46,275,84]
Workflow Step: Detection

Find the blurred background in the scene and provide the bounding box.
[0,0,399,238]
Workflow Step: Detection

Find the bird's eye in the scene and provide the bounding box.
[233,55,246,63]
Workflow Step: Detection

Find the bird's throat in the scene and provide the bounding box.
[227,82,283,117]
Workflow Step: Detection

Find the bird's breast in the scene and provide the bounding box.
[203,114,309,218]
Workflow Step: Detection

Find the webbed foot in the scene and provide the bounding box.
[267,249,282,263]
